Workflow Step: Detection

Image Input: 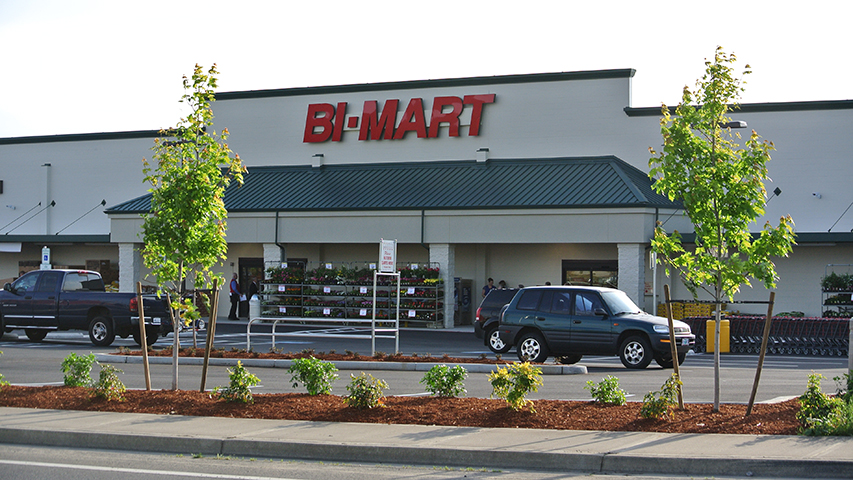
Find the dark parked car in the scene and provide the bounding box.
[498,286,694,369]
[473,288,518,353]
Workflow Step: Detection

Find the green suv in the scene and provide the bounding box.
[497,286,695,369]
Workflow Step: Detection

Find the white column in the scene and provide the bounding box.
[263,243,282,279]
[617,243,645,310]
[118,243,141,293]
[429,243,455,328]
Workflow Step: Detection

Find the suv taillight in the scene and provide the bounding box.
[129,296,138,313]
[475,306,482,323]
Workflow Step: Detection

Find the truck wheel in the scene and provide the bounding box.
[25,329,47,342]
[619,335,653,369]
[89,316,115,347]
[132,326,159,347]
[486,326,511,354]
[516,332,549,363]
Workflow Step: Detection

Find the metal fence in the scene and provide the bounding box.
[682,316,850,356]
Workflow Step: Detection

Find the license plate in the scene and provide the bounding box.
[681,338,689,346]
[152,317,161,325]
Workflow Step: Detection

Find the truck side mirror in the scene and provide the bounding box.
[3,283,13,293]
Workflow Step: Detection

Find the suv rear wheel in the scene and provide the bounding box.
[516,332,549,363]
[619,335,653,369]
[486,326,511,354]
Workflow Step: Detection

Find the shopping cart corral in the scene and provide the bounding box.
[681,316,850,356]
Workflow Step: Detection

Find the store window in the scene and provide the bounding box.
[561,260,617,288]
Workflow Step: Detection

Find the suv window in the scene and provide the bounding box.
[550,291,572,314]
[481,289,517,308]
[574,291,604,316]
[515,289,543,310]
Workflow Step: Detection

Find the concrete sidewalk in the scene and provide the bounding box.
[1,407,852,478]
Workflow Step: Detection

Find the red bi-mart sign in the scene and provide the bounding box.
[303,94,496,143]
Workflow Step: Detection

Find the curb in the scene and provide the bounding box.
[1,408,851,479]
[97,354,588,375]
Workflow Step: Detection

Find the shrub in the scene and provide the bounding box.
[835,372,852,403]
[213,361,260,403]
[420,364,467,398]
[640,373,682,419]
[585,375,627,406]
[287,357,338,395]
[488,362,543,412]
[344,372,388,409]
[92,364,126,401]
[61,352,98,387]
[0,351,7,391]
[797,372,852,435]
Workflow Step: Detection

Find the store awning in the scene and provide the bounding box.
[106,156,680,214]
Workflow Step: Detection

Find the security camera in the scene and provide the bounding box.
[812,192,822,199]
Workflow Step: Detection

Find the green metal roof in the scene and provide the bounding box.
[106,156,679,214]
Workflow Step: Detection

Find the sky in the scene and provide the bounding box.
[1,0,850,138]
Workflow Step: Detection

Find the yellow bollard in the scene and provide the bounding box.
[705,319,730,353]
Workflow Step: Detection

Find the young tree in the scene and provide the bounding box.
[648,48,795,411]
[141,64,245,390]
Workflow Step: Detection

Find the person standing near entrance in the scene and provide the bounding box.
[228,273,241,320]
[482,278,495,298]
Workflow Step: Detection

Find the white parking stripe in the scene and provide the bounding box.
[0,459,295,479]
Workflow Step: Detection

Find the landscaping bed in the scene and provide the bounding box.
[0,385,800,435]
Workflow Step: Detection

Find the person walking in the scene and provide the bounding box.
[228,273,241,320]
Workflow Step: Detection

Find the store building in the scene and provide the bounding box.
[2,69,852,324]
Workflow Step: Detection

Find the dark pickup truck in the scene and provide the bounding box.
[0,269,170,347]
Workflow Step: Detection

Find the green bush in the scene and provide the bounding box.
[488,362,543,412]
[835,372,852,403]
[420,364,467,398]
[797,372,853,435]
[92,364,126,401]
[640,373,682,419]
[287,356,338,395]
[214,361,260,404]
[0,351,7,390]
[344,372,388,409]
[61,352,98,387]
[585,375,627,406]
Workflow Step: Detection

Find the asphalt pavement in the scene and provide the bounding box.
[3,319,853,478]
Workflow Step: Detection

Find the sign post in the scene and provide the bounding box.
[374,239,400,354]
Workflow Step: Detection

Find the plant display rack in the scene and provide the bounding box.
[821,264,853,318]
[258,262,444,327]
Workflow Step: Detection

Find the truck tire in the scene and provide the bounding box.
[25,329,48,342]
[132,325,159,347]
[89,316,116,347]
